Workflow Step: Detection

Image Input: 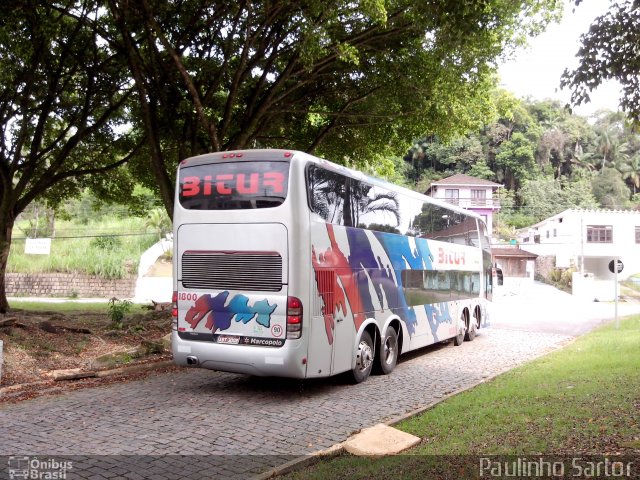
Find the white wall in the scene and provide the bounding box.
[518,210,640,280]
[133,237,173,304]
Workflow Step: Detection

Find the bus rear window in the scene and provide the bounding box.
[179,161,289,210]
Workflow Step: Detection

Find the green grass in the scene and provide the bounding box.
[9,300,147,315]
[9,217,157,278]
[622,274,640,295]
[283,316,640,479]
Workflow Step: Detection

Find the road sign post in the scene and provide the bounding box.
[609,258,623,329]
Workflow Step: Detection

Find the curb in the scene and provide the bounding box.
[0,359,175,397]
[253,444,344,480]
[94,360,175,378]
[251,332,576,479]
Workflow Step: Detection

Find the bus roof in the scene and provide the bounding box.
[180,149,482,221]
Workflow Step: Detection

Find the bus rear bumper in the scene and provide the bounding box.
[171,331,308,378]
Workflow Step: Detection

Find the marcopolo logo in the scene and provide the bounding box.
[241,336,285,347]
[7,456,72,480]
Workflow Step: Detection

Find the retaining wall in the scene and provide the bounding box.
[534,255,556,281]
[6,273,136,299]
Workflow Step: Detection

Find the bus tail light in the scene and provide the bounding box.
[286,296,303,339]
[171,291,178,330]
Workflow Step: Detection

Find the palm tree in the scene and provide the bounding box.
[145,208,171,242]
[309,170,347,224]
[597,129,614,170]
[572,150,598,172]
[354,190,400,229]
[617,142,640,194]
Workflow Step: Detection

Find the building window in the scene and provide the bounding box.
[586,225,612,243]
[445,189,459,205]
[471,189,486,206]
[636,226,640,243]
[553,229,557,237]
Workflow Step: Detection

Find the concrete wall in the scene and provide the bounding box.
[6,273,135,299]
[534,255,556,280]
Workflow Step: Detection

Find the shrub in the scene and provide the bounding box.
[8,216,157,279]
[91,236,122,250]
[108,297,132,330]
[549,268,563,283]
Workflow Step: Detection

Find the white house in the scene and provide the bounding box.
[426,174,502,237]
[516,209,640,300]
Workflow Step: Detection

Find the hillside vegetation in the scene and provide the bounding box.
[8,194,169,279]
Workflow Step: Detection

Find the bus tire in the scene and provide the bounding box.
[376,326,398,375]
[465,312,476,342]
[465,324,476,341]
[351,330,374,383]
[453,313,465,346]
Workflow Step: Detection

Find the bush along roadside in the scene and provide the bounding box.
[0,301,173,395]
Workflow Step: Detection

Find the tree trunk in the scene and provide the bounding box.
[0,217,15,314]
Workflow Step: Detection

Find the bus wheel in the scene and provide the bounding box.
[465,323,476,341]
[465,311,476,341]
[377,326,398,375]
[453,313,465,346]
[351,331,374,383]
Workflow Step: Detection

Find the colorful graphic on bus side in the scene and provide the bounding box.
[312,223,453,345]
[185,292,277,332]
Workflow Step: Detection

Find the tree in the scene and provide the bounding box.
[106,0,562,215]
[145,208,172,242]
[591,167,630,208]
[538,128,569,177]
[617,138,640,193]
[467,160,496,181]
[561,0,640,124]
[0,1,135,312]
[483,94,536,177]
[519,175,597,221]
[494,132,538,190]
[404,135,485,181]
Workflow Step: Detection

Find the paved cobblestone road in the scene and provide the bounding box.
[0,327,570,479]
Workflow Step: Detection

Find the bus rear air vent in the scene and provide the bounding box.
[181,251,283,292]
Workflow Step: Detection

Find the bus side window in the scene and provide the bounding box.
[308,166,347,225]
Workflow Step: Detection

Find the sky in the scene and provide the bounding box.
[498,0,622,117]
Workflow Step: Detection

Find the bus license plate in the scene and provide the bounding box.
[217,335,240,345]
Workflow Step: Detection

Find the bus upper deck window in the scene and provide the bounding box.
[178,160,290,210]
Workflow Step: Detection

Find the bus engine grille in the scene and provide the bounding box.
[181,251,283,292]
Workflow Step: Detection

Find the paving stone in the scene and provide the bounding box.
[0,328,569,479]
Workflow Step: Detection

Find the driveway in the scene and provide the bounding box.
[1,283,637,479]
[491,281,640,335]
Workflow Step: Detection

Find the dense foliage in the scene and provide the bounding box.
[107,0,562,213]
[403,96,640,239]
[2,0,639,310]
[0,0,562,311]
[561,0,640,124]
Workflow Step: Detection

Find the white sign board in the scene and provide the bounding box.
[24,238,52,255]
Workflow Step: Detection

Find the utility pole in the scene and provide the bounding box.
[615,256,619,329]
[580,216,584,275]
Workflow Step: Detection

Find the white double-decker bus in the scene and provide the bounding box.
[172,149,492,383]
